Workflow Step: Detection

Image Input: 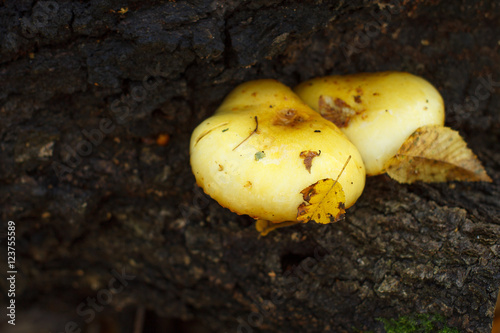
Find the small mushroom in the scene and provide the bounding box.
[190,79,365,223]
[294,71,445,176]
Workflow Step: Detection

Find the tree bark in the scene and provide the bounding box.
[1,0,499,332]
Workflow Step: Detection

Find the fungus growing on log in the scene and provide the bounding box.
[295,71,491,183]
[190,79,365,226]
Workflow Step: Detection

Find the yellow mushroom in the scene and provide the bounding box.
[294,72,445,176]
[190,79,366,223]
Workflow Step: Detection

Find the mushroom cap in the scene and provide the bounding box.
[294,72,445,175]
[190,79,366,222]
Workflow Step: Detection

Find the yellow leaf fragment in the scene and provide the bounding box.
[296,178,346,224]
[255,220,301,237]
[385,125,492,183]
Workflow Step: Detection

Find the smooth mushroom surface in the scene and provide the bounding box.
[190,79,365,223]
[294,71,445,176]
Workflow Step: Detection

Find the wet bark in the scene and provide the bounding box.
[1,0,499,332]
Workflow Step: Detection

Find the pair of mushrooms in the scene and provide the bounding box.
[190,72,491,233]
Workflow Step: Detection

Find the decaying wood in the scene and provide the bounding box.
[1,0,499,332]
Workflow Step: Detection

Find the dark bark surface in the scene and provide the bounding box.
[1,0,500,332]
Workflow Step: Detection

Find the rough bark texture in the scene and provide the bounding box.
[1,0,500,332]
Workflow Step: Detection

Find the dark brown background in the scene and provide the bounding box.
[1,0,499,332]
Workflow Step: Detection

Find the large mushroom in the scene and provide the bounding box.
[190,79,366,224]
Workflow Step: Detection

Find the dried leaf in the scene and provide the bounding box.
[255,220,300,237]
[318,95,357,128]
[297,178,346,224]
[385,125,492,183]
[300,150,321,173]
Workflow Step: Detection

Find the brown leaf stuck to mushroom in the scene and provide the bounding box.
[385,125,492,183]
[318,95,357,128]
[300,150,321,173]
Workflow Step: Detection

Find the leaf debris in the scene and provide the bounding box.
[385,125,492,183]
[299,150,321,173]
[318,95,357,128]
[297,156,351,224]
[233,116,258,151]
[195,122,229,146]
